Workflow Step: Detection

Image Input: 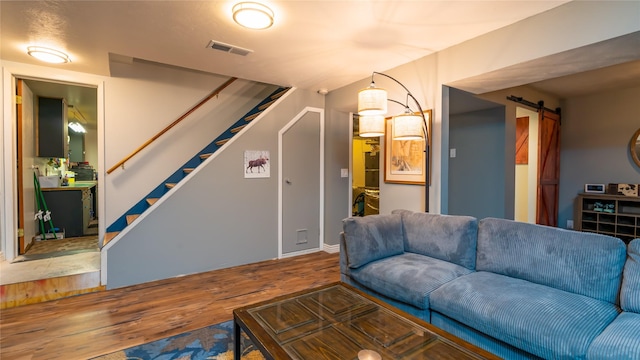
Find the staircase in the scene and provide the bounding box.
[104,86,290,245]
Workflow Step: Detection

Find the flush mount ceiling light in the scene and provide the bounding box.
[68,122,86,133]
[232,2,274,30]
[27,46,71,64]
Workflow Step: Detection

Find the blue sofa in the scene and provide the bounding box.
[340,210,640,359]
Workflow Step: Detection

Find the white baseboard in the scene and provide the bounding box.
[323,243,339,253]
[279,243,339,259]
[280,247,321,259]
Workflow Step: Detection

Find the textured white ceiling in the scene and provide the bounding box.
[4,1,640,123]
[1,1,571,92]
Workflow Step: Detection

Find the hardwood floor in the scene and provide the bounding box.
[0,251,340,360]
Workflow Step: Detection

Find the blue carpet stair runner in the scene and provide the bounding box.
[103,87,290,246]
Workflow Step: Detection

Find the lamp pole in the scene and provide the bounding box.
[371,72,430,212]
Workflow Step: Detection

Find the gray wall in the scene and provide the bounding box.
[449,106,506,219]
[106,88,324,288]
[322,105,352,246]
[558,85,640,228]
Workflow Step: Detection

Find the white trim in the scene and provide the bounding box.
[1,68,17,261]
[348,112,354,218]
[278,106,325,259]
[323,243,339,254]
[279,247,322,259]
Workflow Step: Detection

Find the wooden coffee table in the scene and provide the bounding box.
[233,282,499,359]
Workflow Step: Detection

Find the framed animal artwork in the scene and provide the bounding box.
[244,150,270,178]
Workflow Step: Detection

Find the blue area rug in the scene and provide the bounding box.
[92,320,264,360]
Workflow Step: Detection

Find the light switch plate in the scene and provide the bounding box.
[341,168,349,178]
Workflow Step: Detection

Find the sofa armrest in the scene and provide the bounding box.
[339,232,351,278]
[622,238,640,312]
[342,214,404,269]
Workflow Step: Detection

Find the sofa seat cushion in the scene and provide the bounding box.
[343,214,404,269]
[430,272,620,359]
[351,252,474,310]
[586,312,640,360]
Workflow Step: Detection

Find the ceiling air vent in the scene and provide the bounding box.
[206,40,253,56]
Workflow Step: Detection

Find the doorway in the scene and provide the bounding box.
[446,87,561,225]
[514,107,539,223]
[2,75,101,285]
[351,114,380,217]
[447,88,507,219]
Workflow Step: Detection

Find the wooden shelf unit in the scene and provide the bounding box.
[575,193,640,243]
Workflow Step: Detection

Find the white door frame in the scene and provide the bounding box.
[348,112,354,218]
[278,107,324,258]
[1,63,105,262]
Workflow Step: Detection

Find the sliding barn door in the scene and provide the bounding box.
[536,110,561,227]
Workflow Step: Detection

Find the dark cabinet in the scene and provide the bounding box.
[37,97,68,158]
[364,152,379,188]
[42,187,93,237]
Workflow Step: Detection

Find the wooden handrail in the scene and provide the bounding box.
[107,77,238,174]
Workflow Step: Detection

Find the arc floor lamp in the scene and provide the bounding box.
[357,72,431,212]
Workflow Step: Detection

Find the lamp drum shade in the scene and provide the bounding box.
[392,113,423,140]
[359,115,385,137]
[358,87,387,115]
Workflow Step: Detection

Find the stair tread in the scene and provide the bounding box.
[258,99,276,111]
[165,183,176,189]
[103,232,119,246]
[146,198,159,205]
[200,153,212,160]
[215,138,230,146]
[271,88,289,99]
[183,168,195,173]
[244,112,261,122]
[231,124,247,133]
[126,214,140,225]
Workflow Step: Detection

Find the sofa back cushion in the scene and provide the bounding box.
[477,218,627,303]
[342,214,404,269]
[393,210,478,270]
[621,238,640,312]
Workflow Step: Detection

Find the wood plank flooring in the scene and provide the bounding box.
[0,251,340,360]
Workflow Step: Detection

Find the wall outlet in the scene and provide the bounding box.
[450,148,457,158]
[340,168,348,178]
[567,220,574,229]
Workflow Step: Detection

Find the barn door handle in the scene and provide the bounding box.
[285,178,292,185]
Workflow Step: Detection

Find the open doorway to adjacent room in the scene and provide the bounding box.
[351,114,380,217]
[1,76,100,286]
